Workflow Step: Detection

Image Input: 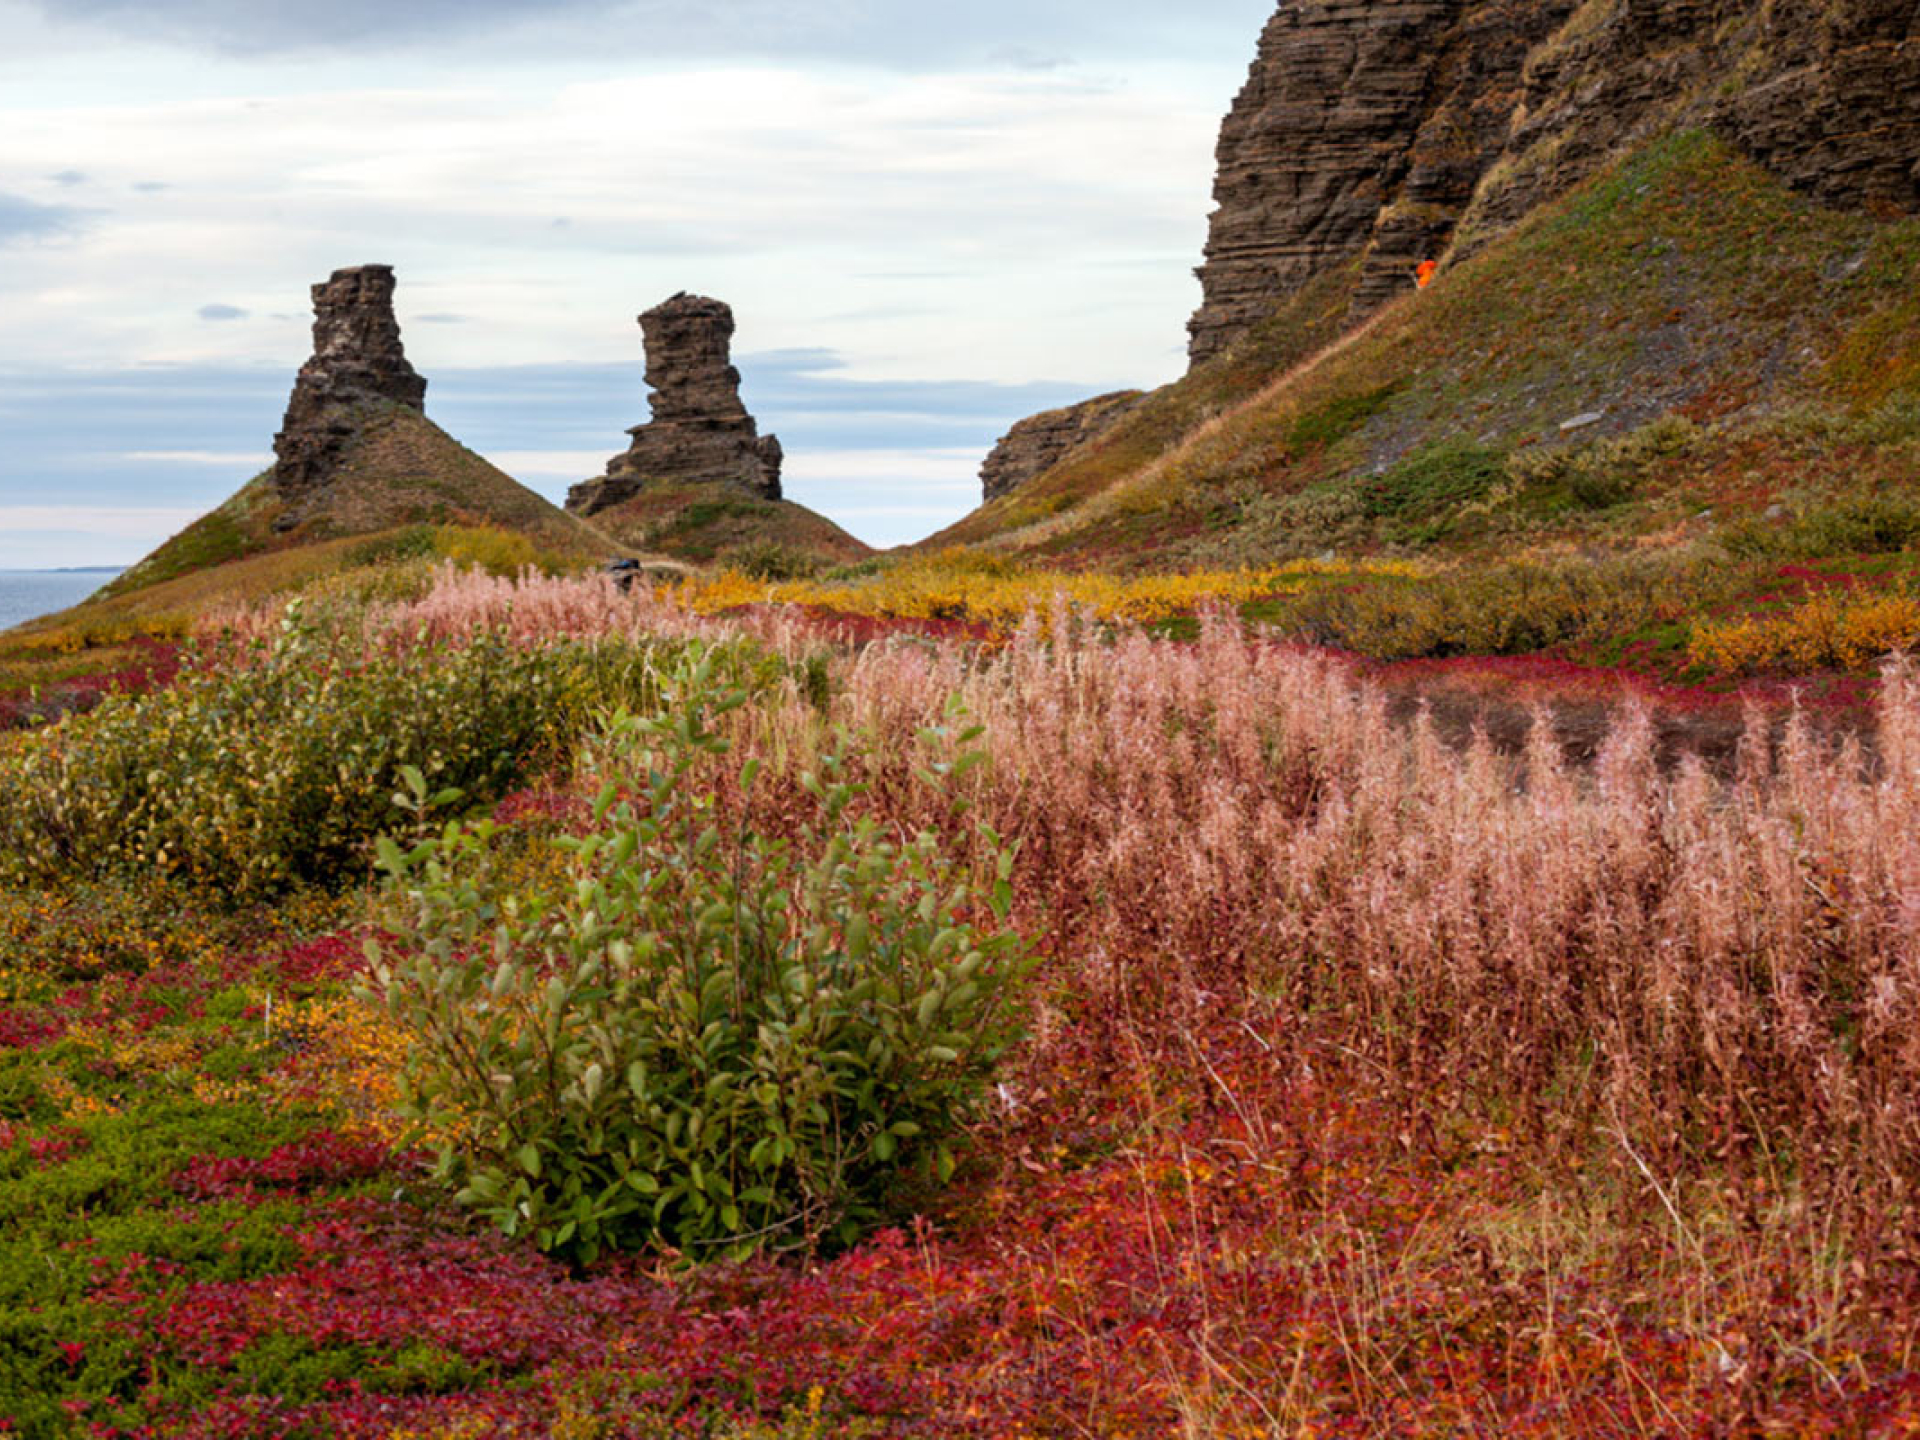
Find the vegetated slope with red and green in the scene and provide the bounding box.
[0,404,629,727]
[4,572,1920,1437]
[950,131,1920,570]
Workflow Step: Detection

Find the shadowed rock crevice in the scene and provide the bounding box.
[271,265,427,526]
[568,293,783,516]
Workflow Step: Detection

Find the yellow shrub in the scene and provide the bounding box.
[1689,589,1920,675]
[664,557,1422,629]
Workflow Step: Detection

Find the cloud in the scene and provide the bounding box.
[47,169,87,186]
[480,450,606,481]
[0,192,84,244]
[414,313,469,325]
[24,0,616,52]
[196,303,249,321]
[0,504,205,536]
[19,0,1275,68]
[122,450,272,465]
[988,47,1072,73]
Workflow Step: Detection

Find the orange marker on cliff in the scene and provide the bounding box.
[1415,260,1438,290]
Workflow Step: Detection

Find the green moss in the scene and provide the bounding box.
[1362,442,1508,521]
[1287,383,1403,453]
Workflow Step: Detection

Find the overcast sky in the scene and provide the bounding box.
[0,0,1273,566]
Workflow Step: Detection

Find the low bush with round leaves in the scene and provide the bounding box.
[369,646,1031,1264]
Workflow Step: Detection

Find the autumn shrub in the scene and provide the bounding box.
[725,541,827,582]
[371,647,1030,1265]
[1721,492,1920,560]
[1508,414,1701,511]
[0,606,690,900]
[1285,551,1721,657]
[671,555,1422,629]
[1690,584,1920,673]
[0,879,284,984]
[1360,439,1508,522]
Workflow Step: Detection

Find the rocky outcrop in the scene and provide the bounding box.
[1727,1,1920,213]
[271,265,427,518]
[1187,1,1579,366]
[1189,0,1920,366]
[567,293,782,515]
[980,392,1145,502]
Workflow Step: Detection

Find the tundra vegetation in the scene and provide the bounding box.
[1,562,1918,1436]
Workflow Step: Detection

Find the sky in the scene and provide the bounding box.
[0,0,1275,567]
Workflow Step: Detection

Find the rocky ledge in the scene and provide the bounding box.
[567,293,783,516]
[980,392,1144,503]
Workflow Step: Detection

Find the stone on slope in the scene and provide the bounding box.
[567,293,783,516]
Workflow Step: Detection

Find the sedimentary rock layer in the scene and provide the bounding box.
[980,392,1145,503]
[1189,0,1920,367]
[271,265,427,512]
[567,293,783,515]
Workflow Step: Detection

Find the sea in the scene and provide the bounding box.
[0,570,122,632]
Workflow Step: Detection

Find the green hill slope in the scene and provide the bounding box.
[943,131,1920,572]
[107,404,617,602]
[580,481,874,572]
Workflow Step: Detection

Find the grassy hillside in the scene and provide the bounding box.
[107,405,616,602]
[950,130,1920,572]
[579,480,874,573]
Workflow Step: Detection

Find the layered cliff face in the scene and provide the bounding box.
[272,265,429,523]
[1189,0,1920,367]
[1187,0,1581,366]
[568,293,783,516]
[980,392,1145,503]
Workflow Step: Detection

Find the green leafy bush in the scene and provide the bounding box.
[1720,492,1920,560]
[371,648,1031,1264]
[0,608,682,900]
[1362,441,1508,522]
[725,541,827,582]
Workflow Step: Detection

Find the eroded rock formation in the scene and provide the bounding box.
[567,294,783,515]
[272,265,427,513]
[1188,0,1920,367]
[980,391,1144,502]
